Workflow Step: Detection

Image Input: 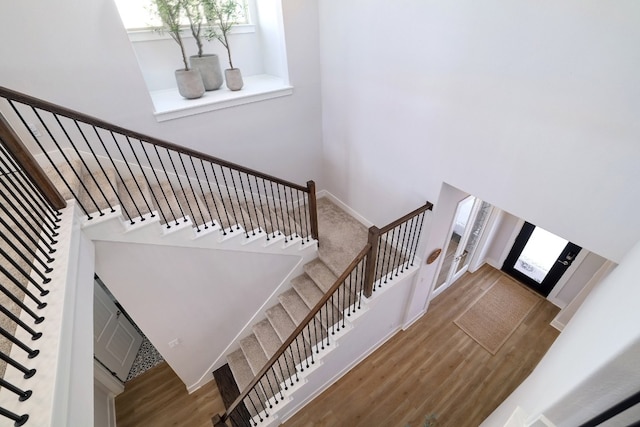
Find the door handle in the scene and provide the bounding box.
[557,260,569,266]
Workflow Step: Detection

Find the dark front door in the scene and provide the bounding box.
[502,222,581,297]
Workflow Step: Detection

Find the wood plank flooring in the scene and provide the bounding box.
[114,265,559,427]
[115,362,226,427]
[282,265,560,427]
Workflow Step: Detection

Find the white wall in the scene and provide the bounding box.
[93,241,300,390]
[0,0,323,188]
[481,240,640,426]
[318,0,640,264]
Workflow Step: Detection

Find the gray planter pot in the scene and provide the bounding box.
[189,54,223,91]
[225,68,244,91]
[175,69,205,99]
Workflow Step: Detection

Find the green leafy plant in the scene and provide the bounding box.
[150,0,190,70]
[202,0,244,69]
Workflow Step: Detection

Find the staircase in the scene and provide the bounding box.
[0,85,432,427]
[216,198,368,425]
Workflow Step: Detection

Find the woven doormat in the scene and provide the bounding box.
[454,275,541,355]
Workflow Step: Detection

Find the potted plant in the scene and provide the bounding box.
[151,0,205,99]
[203,0,244,91]
[182,0,223,91]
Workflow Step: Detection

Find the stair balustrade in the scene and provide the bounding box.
[213,202,432,427]
[0,86,318,244]
[0,138,63,426]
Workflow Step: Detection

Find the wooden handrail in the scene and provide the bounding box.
[0,86,309,192]
[0,114,66,210]
[221,244,372,421]
[377,202,433,235]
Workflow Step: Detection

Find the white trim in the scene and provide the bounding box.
[316,190,375,228]
[546,249,590,308]
[94,361,125,396]
[402,308,426,330]
[127,24,256,43]
[152,74,293,122]
[499,217,526,267]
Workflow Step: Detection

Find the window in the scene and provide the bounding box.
[113,0,249,31]
[113,0,292,121]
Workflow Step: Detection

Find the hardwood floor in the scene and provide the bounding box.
[282,265,560,427]
[114,265,559,427]
[115,362,226,427]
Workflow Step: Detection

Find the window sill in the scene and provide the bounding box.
[150,74,293,122]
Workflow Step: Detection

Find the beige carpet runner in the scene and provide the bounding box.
[454,274,541,355]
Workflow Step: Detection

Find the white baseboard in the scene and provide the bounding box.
[550,318,565,332]
[403,309,426,330]
[317,190,374,228]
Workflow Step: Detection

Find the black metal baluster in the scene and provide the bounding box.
[9,103,91,217]
[0,144,60,224]
[245,393,262,423]
[233,172,253,236]
[0,154,58,232]
[153,146,183,226]
[0,305,41,340]
[253,177,268,238]
[109,131,147,221]
[0,378,32,402]
[287,187,300,238]
[246,176,262,235]
[0,282,44,324]
[176,152,204,231]
[357,258,364,309]
[275,359,288,391]
[288,347,299,382]
[400,219,413,273]
[0,327,39,358]
[0,263,49,305]
[388,227,401,280]
[207,163,232,234]
[0,216,53,264]
[262,373,277,405]
[0,406,29,426]
[139,142,173,227]
[164,148,193,227]
[219,167,241,232]
[410,212,426,266]
[199,160,224,229]
[300,189,310,242]
[0,175,56,243]
[346,269,354,316]
[276,184,290,243]
[0,239,53,282]
[91,127,136,222]
[1,231,51,275]
[268,181,282,238]
[125,137,156,218]
[306,325,315,364]
[189,157,212,227]
[56,117,113,216]
[256,381,270,414]
[404,216,419,270]
[294,338,304,372]
[259,179,275,240]
[0,352,36,379]
[312,317,319,353]
[0,204,55,254]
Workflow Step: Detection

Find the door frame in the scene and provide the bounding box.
[432,196,485,298]
[501,222,582,297]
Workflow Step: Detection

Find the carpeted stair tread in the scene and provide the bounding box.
[291,274,324,308]
[79,166,118,215]
[253,319,284,358]
[279,289,311,326]
[265,304,297,342]
[117,174,154,220]
[240,334,269,376]
[239,199,272,235]
[42,159,84,202]
[227,348,256,392]
[304,259,338,293]
[316,197,368,276]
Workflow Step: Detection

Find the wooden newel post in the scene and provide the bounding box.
[0,114,66,210]
[211,414,228,427]
[307,180,319,241]
[363,226,380,298]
